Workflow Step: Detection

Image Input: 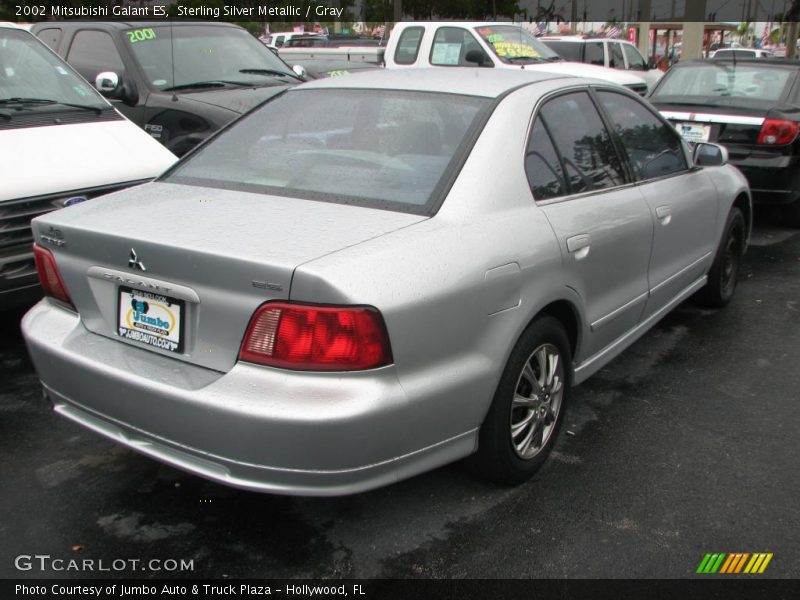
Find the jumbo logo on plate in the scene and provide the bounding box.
[118,288,183,352]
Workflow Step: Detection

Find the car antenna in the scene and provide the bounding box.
[170,19,177,102]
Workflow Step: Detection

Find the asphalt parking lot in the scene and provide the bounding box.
[1,214,798,580]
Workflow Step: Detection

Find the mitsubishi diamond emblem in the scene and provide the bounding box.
[128,248,146,272]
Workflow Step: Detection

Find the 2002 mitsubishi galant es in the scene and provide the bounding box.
[23,70,751,495]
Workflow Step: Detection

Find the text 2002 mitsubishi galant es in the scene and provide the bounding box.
[23,70,751,496]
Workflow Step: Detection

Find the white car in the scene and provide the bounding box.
[541,36,663,92]
[710,48,774,60]
[263,31,323,49]
[384,23,650,96]
[0,22,176,309]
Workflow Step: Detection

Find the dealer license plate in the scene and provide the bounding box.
[676,122,711,143]
[117,286,184,353]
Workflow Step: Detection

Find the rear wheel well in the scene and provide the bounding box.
[535,300,580,362]
[732,193,751,249]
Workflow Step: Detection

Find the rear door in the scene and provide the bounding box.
[595,89,719,318]
[526,90,653,359]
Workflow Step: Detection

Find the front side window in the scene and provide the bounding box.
[430,27,485,66]
[166,89,489,214]
[125,25,296,90]
[539,92,626,193]
[67,30,125,80]
[395,26,423,65]
[597,90,687,180]
[623,43,647,70]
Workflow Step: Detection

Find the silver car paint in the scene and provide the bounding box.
[22,70,751,495]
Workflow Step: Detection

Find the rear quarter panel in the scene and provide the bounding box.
[290,82,585,454]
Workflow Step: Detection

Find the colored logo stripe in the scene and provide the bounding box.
[697,553,773,574]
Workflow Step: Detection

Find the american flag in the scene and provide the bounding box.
[605,24,621,39]
[372,24,386,38]
[762,21,772,47]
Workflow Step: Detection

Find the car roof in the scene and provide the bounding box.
[541,36,632,43]
[0,21,25,30]
[681,58,800,68]
[296,68,582,98]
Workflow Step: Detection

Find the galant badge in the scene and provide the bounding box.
[128,248,146,272]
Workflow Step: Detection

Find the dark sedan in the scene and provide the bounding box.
[650,59,800,224]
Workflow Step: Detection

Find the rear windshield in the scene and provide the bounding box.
[652,64,794,104]
[165,88,490,214]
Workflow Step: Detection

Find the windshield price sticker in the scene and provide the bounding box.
[127,28,157,44]
[492,42,539,58]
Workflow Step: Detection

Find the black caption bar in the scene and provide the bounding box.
[4,579,800,600]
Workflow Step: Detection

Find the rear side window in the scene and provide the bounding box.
[67,30,125,80]
[395,26,423,65]
[585,42,604,65]
[542,41,583,61]
[597,90,687,180]
[539,91,626,194]
[609,42,625,69]
[37,28,62,51]
[526,117,567,201]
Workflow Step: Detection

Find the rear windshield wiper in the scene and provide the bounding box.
[239,68,302,81]
[0,97,104,114]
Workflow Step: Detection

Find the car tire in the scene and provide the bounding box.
[472,316,571,485]
[694,206,745,308]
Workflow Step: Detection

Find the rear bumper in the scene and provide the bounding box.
[22,300,476,496]
[731,155,800,206]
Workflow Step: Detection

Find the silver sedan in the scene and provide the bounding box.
[22,69,751,495]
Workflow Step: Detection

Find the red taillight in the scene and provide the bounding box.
[32,244,73,306]
[757,119,799,145]
[239,302,393,371]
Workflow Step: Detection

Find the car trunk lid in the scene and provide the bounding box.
[32,182,427,372]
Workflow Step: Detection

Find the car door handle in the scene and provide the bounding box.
[655,205,672,225]
[566,234,591,260]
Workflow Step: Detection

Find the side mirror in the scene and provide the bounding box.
[693,142,728,167]
[292,64,308,79]
[647,58,658,70]
[95,71,120,95]
[465,49,490,66]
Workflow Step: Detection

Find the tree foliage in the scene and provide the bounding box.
[401,0,521,20]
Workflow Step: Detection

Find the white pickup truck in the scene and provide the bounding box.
[383,22,650,96]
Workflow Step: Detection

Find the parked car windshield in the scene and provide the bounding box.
[165,88,489,214]
[0,28,107,110]
[475,25,561,64]
[124,25,296,90]
[652,63,793,106]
